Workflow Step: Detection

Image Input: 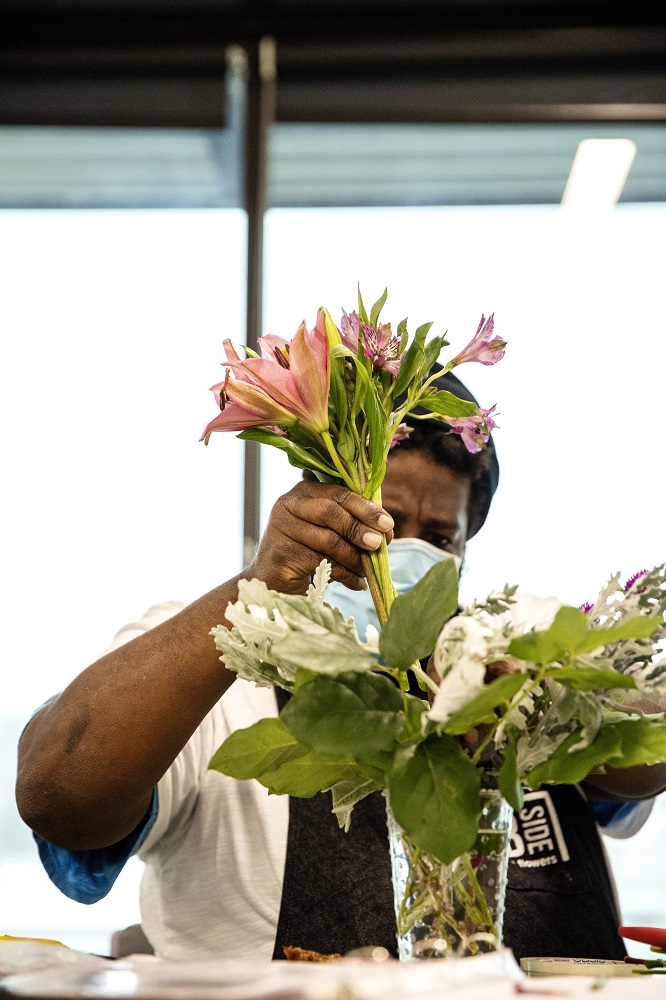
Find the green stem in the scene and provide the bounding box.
[470,670,547,766]
[320,429,359,491]
[359,484,396,629]
[361,549,389,626]
[410,662,440,696]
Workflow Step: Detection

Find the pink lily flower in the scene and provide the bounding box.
[200,317,330,443]
[450,314,506,367]
[340,311,402,377]
[444,406,497,454]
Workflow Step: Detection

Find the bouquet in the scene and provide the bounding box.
[208,560,666,955]
[210,561,666,864]
[201,288,502,641]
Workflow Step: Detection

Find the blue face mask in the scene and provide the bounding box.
[325,537,462,642]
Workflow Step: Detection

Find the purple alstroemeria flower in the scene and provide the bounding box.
[450,314,506,368]
[340,310,402,377]
[444,406,498,454]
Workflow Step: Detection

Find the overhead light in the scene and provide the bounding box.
[561,139,636,209]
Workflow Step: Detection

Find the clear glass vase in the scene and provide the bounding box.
[387,790,513,960]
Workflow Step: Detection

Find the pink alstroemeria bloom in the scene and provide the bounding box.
[340,310,402,377]
[200,317,330,443]
[340,310,360,353]
[450,314,506,367]
[444,406,497,454]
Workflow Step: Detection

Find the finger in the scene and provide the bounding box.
[284,489,392,554]
[290,482,394,533]
[278,508,367,576]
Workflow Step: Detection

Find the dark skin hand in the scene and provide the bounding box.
[16,482,394,851]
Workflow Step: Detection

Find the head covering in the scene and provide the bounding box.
[399,364,499,538]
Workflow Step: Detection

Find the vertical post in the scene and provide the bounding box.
[243,36,276,567]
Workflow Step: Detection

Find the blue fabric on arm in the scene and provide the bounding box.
[588,798,642,834]
[35,786,159,904]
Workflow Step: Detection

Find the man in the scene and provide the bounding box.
[16,372,665,962]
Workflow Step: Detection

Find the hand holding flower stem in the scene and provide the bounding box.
[201,288,503,630]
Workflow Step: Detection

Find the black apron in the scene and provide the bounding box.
[272,688,626,961]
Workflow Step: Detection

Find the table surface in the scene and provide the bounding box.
[2,949,666,1000]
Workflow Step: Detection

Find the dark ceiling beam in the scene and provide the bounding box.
[2,1,665,49]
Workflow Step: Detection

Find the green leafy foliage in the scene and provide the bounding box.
[392,321,433,397]
[498,734,524,813]
[270,630,377,676]
[388,735,482,864]
[331,775,382,831]
[238,428,338,478]
[209,717,362,797]
[526,718,666,789]
[508,606,658,664]
[280,671,404,758]
[417,391,479,419]
[379,558,459,670]
[209,717,304,779]
[442,673,529,735]
[543,666,637,691]
[370,288,389,328]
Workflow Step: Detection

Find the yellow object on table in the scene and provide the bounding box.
[0,936,67,948]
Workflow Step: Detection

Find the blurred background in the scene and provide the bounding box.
[1,0,664,956]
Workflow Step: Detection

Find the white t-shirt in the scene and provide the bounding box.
[111,601,653,961]
[110,602,288,962]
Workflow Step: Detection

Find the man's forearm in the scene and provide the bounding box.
[16,577,242,851]
[582,761,666,803]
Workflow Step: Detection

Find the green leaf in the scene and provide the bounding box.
[523,717,666,789]
[442,673,529,735]
[331,774,381,831]
[525,727,622,788]
[393,321,432,397]
[543,666,637,691]
[328,356,349,435]
[280,671,404,758]
[370,288,388,328]
[607,718,666,768]
[379,558,459,670]
[238,429,338,478]
[418,337,447,383]
[336,425,357,464]
[261,752,361,797]
[416,391,479,419]
[357,285,369,324]
[498,733,524,813]
[208,717,304,779]
[508,606,659,665]
[402,692,428,741]
[212,628,287,689]
[270,630,376,676]
[388,734,482,864]
[397,317,409,352]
